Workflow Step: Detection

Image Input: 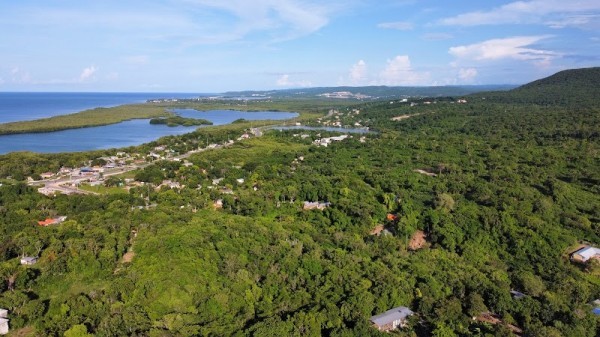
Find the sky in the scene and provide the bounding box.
[0,0,599,92]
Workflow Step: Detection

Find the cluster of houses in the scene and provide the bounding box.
[315,108,368,129]
[313,135,349,147]
[317,91,371,99]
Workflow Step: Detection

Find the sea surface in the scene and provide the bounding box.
[0,92,202,123]
[0,93,298,154]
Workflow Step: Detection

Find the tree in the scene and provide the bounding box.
[64,324,95,337]
[434,193,455,212]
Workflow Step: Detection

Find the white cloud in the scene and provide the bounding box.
[379,55,430,86]
[546,14,600,29]
[14,1,343,48]
[377,21,413,30]
[349,60,367,84]
[458,68,478,82]
[449,36,559,62]
[439,0,600,28]
[79,66,98,81]
[276,74,291,86]
[276,74,311,87]
[183,0,338,43]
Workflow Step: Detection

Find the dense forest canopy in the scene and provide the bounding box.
[0,68,599,336]
[474,67,600,107]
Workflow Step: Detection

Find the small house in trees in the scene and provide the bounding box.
[20,256,37,265]
[0,309,8,335]
[591,299,600,316]
[302,201,330,210]
[370,306,413,331]
[510,290,526,299]
[386,213,398,222]
[37,216,67,227]
[370,225,385,236]
[40,172,55,179]
[0,318,8,335]
[370,225,392,236]
[571,245,600,263]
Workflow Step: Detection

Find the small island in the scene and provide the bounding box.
[149,116,213,127]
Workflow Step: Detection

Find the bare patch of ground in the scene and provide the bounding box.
[474,312,523,335]
[122,251,135,263]
[409,230,428,250]
[414,169,437,177]
[391,113,420,121]
[9,326,36,337]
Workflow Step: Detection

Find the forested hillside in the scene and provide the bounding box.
[475,67,600,107]
[0,69,599,336]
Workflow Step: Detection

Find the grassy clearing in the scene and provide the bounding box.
[79,183,128,195]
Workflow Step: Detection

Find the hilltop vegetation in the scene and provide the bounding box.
[0,69,599,336]
[476,67,600,107]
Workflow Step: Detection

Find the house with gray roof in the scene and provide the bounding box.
[20,256,37,265]
[370,306,414,331]
[571,245,600,263]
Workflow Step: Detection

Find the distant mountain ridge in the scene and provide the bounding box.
[223,85,516,100]
[478,67,600,106]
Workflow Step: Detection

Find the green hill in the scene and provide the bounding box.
[477,67,600,106]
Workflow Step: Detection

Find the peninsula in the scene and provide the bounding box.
[0,104,171,135]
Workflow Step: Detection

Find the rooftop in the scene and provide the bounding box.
[572,246,600,262]
[370,306,413,326]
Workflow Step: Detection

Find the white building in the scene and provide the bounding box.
[572,246,600,262]
[370,306,413,332]
[0,309,8,335]
[20,256,37,265]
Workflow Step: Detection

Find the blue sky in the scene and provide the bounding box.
[1,0,599,92]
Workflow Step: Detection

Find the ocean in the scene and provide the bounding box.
[0,92,202,124]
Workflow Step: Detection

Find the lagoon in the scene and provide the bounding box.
[0,109,298,154]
